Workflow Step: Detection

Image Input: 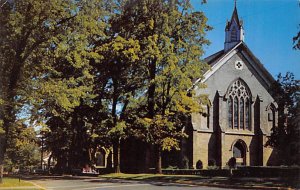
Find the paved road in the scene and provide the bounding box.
[25,176,236,190]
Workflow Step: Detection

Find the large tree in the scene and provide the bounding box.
[110,0,211,173]
[266,72,300,165]
[0,0,106,181]
[94,36,144,173]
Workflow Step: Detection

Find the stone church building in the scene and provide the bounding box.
[183,4,279,169]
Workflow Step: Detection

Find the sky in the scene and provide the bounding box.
[192,0,300,79]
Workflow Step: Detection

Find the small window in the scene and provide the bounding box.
[268,113,273,121]
[207,105,210,129]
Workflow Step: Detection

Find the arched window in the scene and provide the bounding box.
[228,97,233,128]
[267,103,277,130]
[240,98,244,129]
[245,98,250,130]
[234,97,238,129]
[227,79,251,130]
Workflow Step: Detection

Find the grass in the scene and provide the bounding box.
[100,173,299,189]
[101,173,224,184]
[0,177,43,189]
[0,177,33,187]
[101,173,206,180]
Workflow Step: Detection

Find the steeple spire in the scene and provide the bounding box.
[224,1,244,51]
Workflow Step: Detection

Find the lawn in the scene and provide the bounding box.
[100,173,299,189]
[0,177,41,189]
[102,173,209,180]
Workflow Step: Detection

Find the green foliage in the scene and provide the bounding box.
[267,72,300,165]
[293,2,300,50]
[115,0,211,151]
[293,25,300,50]
[0,0,211,173]
[0,178,35,188]
[5,123,40,170]
[107,0,211,173]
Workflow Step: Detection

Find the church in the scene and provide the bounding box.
[182,4,279,169]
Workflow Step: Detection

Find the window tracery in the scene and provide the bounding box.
[227,80,251,130]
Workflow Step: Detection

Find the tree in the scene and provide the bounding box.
[266,72,300,165]
[293,25,300,50]
[111,0,211,173]
[293,3,300,50]
[94,35,143,173]
[4,122,40,172]
[0,0,106,182]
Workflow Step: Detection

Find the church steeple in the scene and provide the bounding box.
[224,1,244,51]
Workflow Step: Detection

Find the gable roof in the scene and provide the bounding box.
[195,42,275,88]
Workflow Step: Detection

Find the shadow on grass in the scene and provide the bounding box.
[13,173,300,189]
[100,174,300,189]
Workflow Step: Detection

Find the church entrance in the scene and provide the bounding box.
[96,148,106,167]
[233,140,246,166]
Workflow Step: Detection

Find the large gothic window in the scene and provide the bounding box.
[227,80,251,130]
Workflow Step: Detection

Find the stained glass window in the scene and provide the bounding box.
[228,97,233,128]
[234,97,238,129]
[240,98,244,129]
[245,98,250,130]
[227,79,251,130]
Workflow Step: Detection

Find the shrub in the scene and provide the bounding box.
[182,156,189,169]
[208,159,216,166]
[196,160,203,169]
[207,159,219,170]
[165,165,178,170]
[228,157,236,169]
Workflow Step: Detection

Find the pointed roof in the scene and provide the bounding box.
[202,42,275,87]
[225,2,243,30]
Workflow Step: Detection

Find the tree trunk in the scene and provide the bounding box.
[144,144,150,173]
[0,130,8,184]
[113,139,121,173]
[147,58,157,118]
[156,147,162,174]
[47,153,52,174]
[0,165,3,184]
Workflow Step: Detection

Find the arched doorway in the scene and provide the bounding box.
[96,148,106,167]
[232,140,247,166]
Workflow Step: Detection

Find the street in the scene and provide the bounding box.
[25,176,236,190]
